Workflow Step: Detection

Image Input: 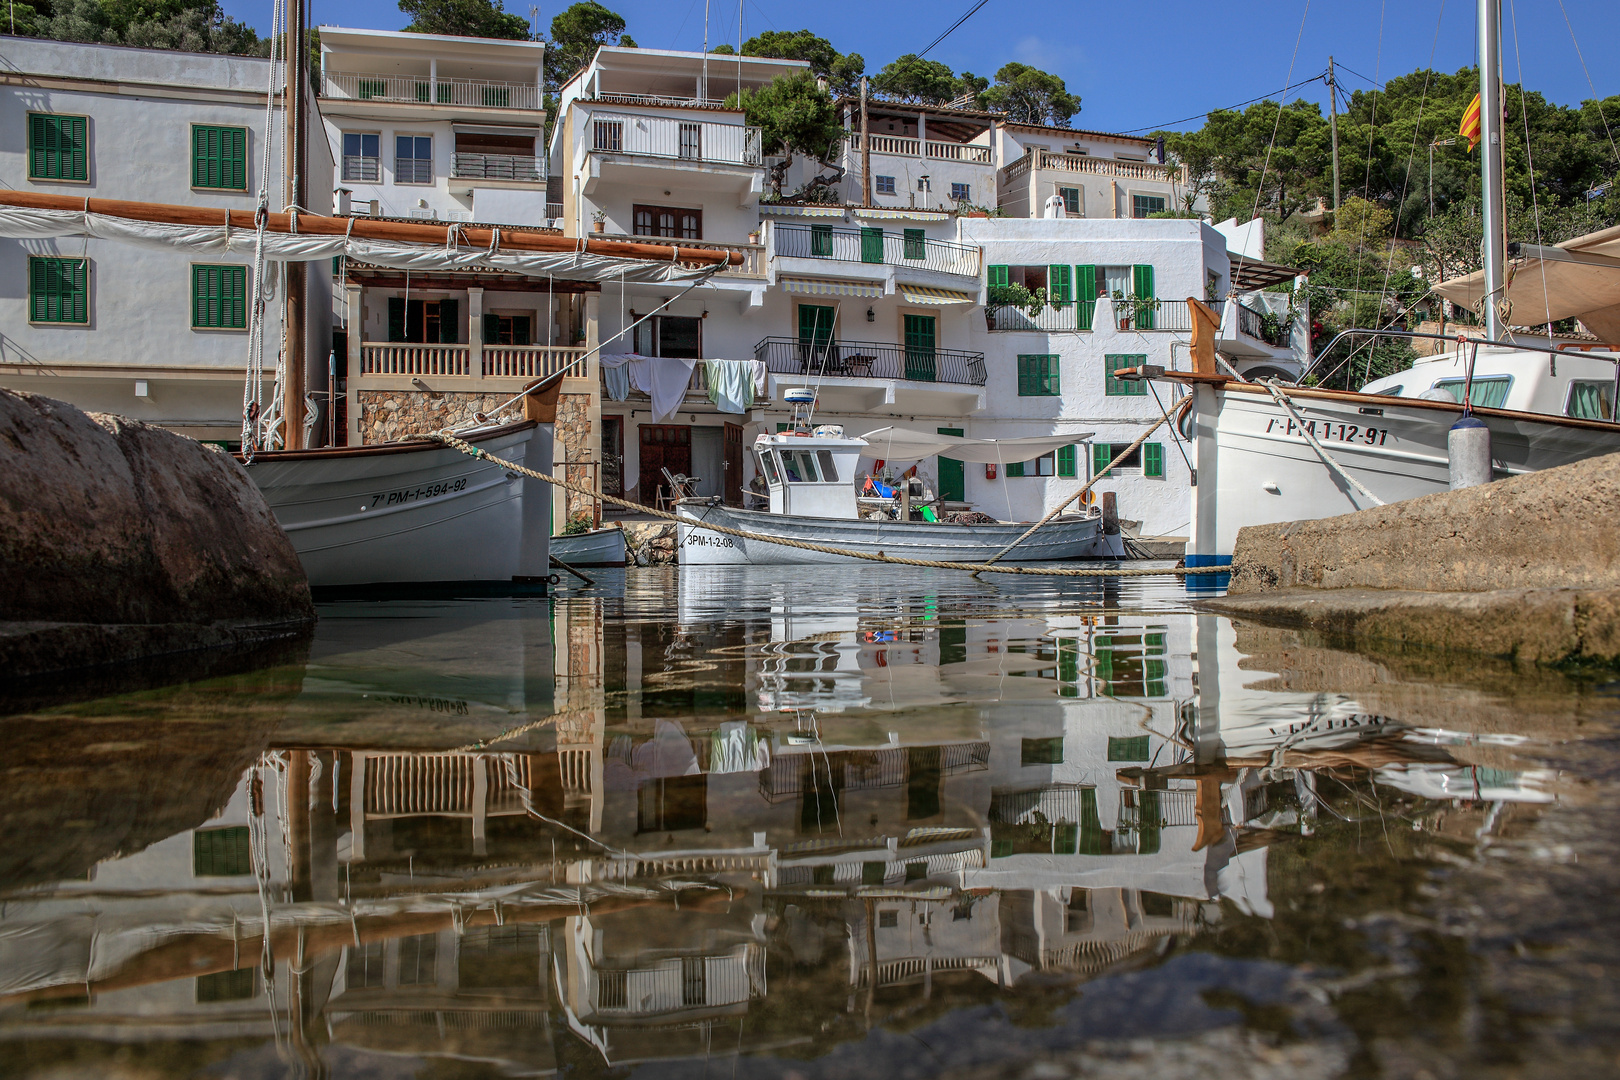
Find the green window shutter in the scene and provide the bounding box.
[1016,354,1057,396]
[1042,354,1059,395]
[862,861,886,885]
[1075,264,1096,329]
[30,257,87,324]
[903,228,925,260]
[1092,442,1112,478]
[30,114,88,181]
[903,314,936,381]
[1107,735,1151,762]
[191,265,248,329]
[987,264,1009,287]
[860,227,883,264]
[810,223,833,257]
[1144,442,1164,477]
[438,298,458,343]
[194,826,252,876]
[1016,354,1033,396]
[1133,264,1156,329]
[388,296,407,342]
[1057,444,1076,477]
[798,304,834,347]
[1006,460,1024,477]
[1047,264,1071,306]
[1104,354,1148,397]
[193,125,247,190]
[482,313,499,343]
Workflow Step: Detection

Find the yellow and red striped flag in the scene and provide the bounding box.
[1459,92,1482,151]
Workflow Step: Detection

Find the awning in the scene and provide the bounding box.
[779,276,884,298]
[856,427,1095,464]
[900,285,976,305]
[759,205,848,218]
[1433,223,1620,341]
[1227,252,1301,291]
[851,207,953,222]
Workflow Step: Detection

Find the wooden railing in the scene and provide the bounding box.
[1002,148,1187,184]
[361,343,471,376]
[847,132,994,164]
[482,345,587,379]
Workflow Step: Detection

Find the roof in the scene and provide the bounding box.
[317,25,545,54]
[1000,120,1156,146]
[838,96,1000,122]
[1228,253,1301,291]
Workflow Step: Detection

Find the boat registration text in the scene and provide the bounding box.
[683,533,737,549]
[369,478,469,508]
[1265,417,1390,446]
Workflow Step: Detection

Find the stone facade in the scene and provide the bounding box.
[357,391,514,444]
[554,391,596,522]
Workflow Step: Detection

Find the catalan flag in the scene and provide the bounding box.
[1459,92,1482,151]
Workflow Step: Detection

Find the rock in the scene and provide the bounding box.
[0,391,314,677]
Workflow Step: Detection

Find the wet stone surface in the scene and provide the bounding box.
[0,567,1617,1079]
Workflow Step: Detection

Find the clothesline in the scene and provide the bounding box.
[600,354,766,422]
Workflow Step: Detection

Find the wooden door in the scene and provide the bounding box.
[601,415,624,497]
[936,427,964,502]
[639,424,691,506]
[723,422,744,507]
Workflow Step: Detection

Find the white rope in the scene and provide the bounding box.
[1261,378,1385,507]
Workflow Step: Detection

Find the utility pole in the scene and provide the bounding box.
[860,76,872,206]
[1327,56,1340,213]
[283,0,307,449]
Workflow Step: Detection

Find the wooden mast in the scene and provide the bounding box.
[282,0,307,448]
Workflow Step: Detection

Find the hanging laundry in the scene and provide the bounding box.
[601,361,631,401]
[709,721,770,774]
[601,353,698,423]
[704,359,757,413]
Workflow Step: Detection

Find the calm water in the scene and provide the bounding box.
[2,568,1618,1079]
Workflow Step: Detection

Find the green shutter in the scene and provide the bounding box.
[438,298,458,343]
[1104,354,1148,397]
[191,265,247,329]
[810,223,833,257]
[1144,442,1164,477]
[1006,460,1024,477]
[860,227,883,264]
[388,297,407,342]
[1075,265,1096,329]
[903,314,936,381]
[29,114,87,181]
[30,257,88,324]
[193,125,246,190]
[987,264,1009,287]
[798,304,835,348]
[1057,444,1076,477]
[902,228,925,260]
[1107,735,1151,762]
[1017,354,1058,396]
[1048,264,1071,307]
[1133,264,1156,330]
[194,826,252,876]
[1093,442,1112,478]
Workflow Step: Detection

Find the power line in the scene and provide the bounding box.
[917,0,992,59]
[1120,74,1326,135]
[1332,60,1385,90]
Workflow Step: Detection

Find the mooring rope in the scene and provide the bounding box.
[428,432,1192,578]
[1260,379,1385,507]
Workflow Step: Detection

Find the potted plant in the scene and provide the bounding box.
[591,208,607,233]
[986,282,1040,330]
[1113,291,1160,330]
[747,229,760,244]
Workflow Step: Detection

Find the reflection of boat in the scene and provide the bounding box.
[550,524,627,567]
[676,426,1106,565]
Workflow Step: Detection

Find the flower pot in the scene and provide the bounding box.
[747,232,759,244]
[592,221,605,233]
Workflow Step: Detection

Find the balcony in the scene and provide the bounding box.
[360,343,587,380]
[588,113,761,166]
[592,91,729,109]
[846,132,994,165]
[323,71,541,110]
[1001,148,1187,185]
[1215,296,1296,359]
[452,152,541,182]
[987,298,1194,333]
[771,223,981,278]
[754,337,986,387]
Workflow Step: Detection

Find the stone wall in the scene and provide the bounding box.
[554,391,595,522]
[357,390,514,444]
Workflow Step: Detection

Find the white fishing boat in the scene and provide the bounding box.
[675,423,1111,566]
[550,524,628,568]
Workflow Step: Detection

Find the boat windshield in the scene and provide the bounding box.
[783,451,819,483]
[816,450,839,483]
[760,450,781,485]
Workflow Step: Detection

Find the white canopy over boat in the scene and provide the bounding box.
[857,426,1095,464]
[1434,222,1620,341]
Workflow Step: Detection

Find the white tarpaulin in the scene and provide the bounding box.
[1433,223,1620,341]
[857,426,1094,464]
[0,205,718,285]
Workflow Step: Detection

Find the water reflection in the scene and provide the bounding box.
[0,569,1603,1078]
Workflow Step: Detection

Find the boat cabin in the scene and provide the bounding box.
[1361,345,1620,420]
[754,431,867,518]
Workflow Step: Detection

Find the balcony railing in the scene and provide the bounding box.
[1233,301,1291,347]
[987,299,1192,332]
[1001,148,1188,185]
[666,236,765,277]
[846,132,994,165]
[323,71,541,110]
[591,945,765,1014]
[545,201,564,219]
[482,345,588,379]
[593,91,730,109]
[359,343,587,379]
[588,112,762,166]
[452,152,541,181]
[754,337,986,387]
[771,223,981,277]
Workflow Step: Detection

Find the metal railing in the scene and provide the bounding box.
[342,155,380,183]
[361,343,471,376]
[592,945,765,1014]
[1233,301,1291,347]
[987,299,1191,333]
[452,152,541,181]
[482,345,587,379]
[771,223,981,277]
[588,111,762,165]
[1001,148,1187,185]
[754,336,986,386]
[593,91,730,109]
[545,201,564,219]
[846,132,994,164]
[324,71,541,110]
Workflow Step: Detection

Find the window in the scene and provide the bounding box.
[759,451,781,485]
[1107,735,1151,761]
[878,910,899,928]
[903,313,936,381]
[593,119,623,151]
[875,174,896,195]
[191,265,248,329]
[388,297,459,344]
[632,313,702,358]
[1101,265,1132,299]
[1104,354,1148,396]
[950,182,971,201]
[1006,452,1054,479]
[987,265,1008,287]
[193,826,251,876]
[599,969,628,1008]
[456,925,544,990]
[1058,186,1080,214]
[678,122,701,159]
[902,228,926,260]
[483,313,532,345]
[1567,380,1613,420]
[811,222,833,257]
[28,113,87,181]
[1092,442,1162,477]
[398,933,438,986]
[1017,354,1060,396]
[632,204,702,240]
[192,124,246,190]
[1132,194,1167,218]
[342,132,380,182]
[1434,377,1512,409]
[395,135,432,184]
[30,257,88,324]
[816,449,839,482]
[1021,737,1064,766]
[1057,444,1077,477]
[862,861,886,885]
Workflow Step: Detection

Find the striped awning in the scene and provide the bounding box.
[900,285,976,305]
[760,205,848,218]
[851,208,952,222]
[780,276,884,298]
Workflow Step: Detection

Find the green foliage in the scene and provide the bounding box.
[976,62,1080,127]
[740,29,864,97]
[399,0,529,40]
[546,0,633,88]
[987,282,1040,314]
[873,53,957,104]
[11,0,267,54]
[1162,98,1332,225]
[562,510,593,535]
[727,71,843,198]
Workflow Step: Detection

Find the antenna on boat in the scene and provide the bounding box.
[1479,0,1508,340]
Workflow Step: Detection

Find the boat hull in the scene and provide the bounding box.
[244,422,552,592]
[1187,381,1620,561]
[550,526,627,567]
[674,501,1106,565]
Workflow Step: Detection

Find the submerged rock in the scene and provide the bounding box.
[0,390,313,676]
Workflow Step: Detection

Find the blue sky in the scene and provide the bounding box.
[237,0,1618,134]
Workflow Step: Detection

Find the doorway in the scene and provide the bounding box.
[724,422,743,507]
[937,427,964,502]
[601,415,624,498]
[638,424,691,506]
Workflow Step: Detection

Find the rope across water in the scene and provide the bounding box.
[429,433,1195,578]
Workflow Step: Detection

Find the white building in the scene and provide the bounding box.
[0,36,332,445]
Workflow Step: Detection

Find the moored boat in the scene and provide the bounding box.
[550,525,628,568]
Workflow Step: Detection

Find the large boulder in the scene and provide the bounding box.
[0,390,313,675]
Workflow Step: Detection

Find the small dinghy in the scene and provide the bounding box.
[550,525,628,568]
